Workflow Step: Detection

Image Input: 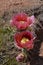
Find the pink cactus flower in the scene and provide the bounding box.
[10,13,35,30]
[14,31,35,50]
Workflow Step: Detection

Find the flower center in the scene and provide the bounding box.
[21,37,29,44]
[20,21,25,24]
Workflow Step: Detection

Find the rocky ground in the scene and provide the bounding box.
[0,0,43,65]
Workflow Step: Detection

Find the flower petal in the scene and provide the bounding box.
[30,15,35,23]
[27,15,35,26]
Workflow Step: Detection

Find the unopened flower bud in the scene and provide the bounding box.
[16,53,25,62]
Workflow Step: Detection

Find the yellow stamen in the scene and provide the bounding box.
[21,37,29,44]
[20,21,25,24]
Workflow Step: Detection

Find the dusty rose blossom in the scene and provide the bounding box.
[16,53,25,62]
[10,13,35,30]
[14,31,35,50]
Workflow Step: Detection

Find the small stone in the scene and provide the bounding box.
[39,42,43,56]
